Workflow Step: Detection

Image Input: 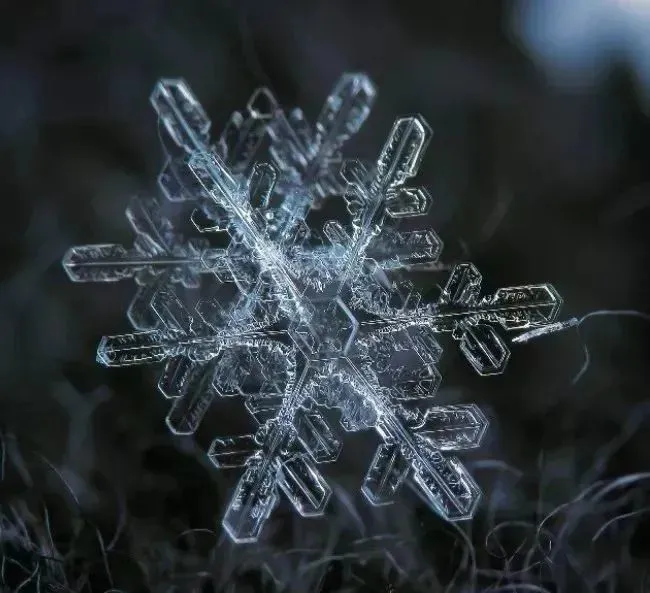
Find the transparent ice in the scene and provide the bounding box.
[63,74,564,543]
[62,195,217,330]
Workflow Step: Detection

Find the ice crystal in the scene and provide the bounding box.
[63,74,564,543]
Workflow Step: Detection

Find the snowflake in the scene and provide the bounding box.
[62,74,563,543]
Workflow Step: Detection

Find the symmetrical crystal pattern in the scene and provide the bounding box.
[63,74,564,543]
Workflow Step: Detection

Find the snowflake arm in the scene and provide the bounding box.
[355,262,562,375]
[266,73,376,203]
[329,115,433,289]
[62,196,219,329]
[152,78,275,239]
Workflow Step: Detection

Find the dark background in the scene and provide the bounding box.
[2,0,650,591]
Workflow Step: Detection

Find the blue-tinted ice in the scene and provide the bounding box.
[63,74,563,543]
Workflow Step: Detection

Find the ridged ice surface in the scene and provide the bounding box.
[63,74,564,543]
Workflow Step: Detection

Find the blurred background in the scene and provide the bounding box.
[2,0,650,591]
